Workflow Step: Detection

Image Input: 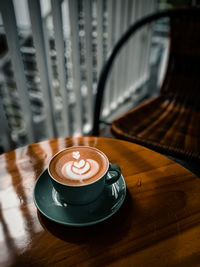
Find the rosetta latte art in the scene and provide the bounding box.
[61,151,99,181]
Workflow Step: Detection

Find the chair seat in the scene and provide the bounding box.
[111,96,200,160]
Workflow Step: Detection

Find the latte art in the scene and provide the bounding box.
[49,146,108,186]
[62,154,99,181]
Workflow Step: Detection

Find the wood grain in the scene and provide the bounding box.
[0,137,200,266]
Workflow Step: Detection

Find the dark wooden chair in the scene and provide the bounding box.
[92,8,200,161]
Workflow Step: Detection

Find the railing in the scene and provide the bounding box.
[0,0,156,153]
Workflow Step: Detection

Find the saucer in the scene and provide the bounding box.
[33,169,126,227]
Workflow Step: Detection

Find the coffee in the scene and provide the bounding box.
[49,146,108,186]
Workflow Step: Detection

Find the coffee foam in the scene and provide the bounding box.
[49,147,108,186]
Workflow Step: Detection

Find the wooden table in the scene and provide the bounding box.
[0,137,200,266]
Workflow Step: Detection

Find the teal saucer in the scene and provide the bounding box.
[33,169,126,227]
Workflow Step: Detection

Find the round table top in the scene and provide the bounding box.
[0,136,200,266]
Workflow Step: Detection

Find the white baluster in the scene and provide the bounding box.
[68,0,83,135]
[1,0,34,144]
[28,0,56,138]
[51,0,70,136]
[82,0,94,134]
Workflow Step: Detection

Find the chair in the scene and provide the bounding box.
[92,8,200,161]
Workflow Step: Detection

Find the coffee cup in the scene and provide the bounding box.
[48,146,121,205]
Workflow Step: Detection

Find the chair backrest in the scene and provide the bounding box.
[160,10,200,109]
[92,8,200,136]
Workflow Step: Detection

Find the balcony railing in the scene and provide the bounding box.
[0,0,156,153]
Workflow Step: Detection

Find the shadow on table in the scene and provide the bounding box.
[38,189,133,246]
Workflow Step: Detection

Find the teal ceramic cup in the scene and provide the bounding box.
[48,147,121,205]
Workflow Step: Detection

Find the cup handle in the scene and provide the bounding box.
[105,163,121,185]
